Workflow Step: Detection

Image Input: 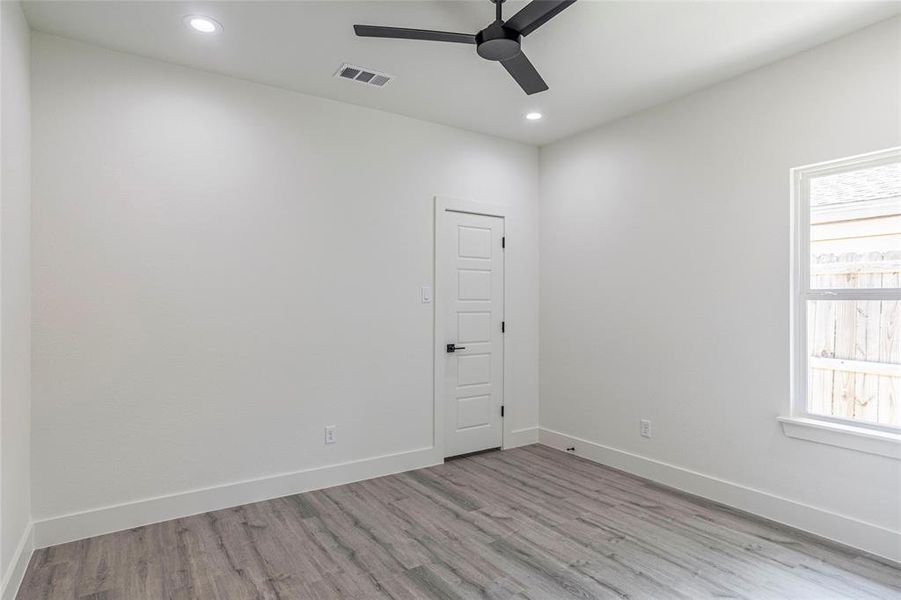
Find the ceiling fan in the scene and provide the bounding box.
[354,0,576,95]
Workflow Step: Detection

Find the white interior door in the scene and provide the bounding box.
[439,210,504,458]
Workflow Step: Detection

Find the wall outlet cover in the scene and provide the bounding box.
[640,419,652,438]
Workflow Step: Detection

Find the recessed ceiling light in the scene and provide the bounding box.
[184,15,222,34]
[525,112,543,121]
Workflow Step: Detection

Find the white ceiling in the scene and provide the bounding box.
[22,1,901,146]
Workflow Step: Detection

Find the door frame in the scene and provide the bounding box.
[434,196,510,459]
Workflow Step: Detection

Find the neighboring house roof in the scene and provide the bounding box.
[811,162,901,207]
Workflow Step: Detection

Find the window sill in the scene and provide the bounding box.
[778,417,901,460]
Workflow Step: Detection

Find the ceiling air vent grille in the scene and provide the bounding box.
[336,63,393,88]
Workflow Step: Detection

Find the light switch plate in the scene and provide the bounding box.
[420,285,432,304]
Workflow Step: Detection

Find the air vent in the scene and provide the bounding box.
[335,63,393,88]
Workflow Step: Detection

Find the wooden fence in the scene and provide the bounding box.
[808,250,900,426]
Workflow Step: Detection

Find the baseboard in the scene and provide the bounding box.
[1,522,34,600]
[33,446,441,549]
[539,427,901,564]
[505,426,539,449]
[31,431,900,566]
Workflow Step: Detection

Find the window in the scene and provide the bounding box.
[790,148,901,439]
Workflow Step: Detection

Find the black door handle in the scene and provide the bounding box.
[446,343,466,353]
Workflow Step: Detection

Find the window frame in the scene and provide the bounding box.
[789,146,901,436]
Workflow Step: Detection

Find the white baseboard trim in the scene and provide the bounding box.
[1,522,34,600]
[538,427,901,564]
[505,426,539,449]
[33,446,441,549]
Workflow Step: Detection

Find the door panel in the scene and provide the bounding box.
[457,395,492,429]
[458,226,492,258]
[458,270,491,299]
[458,354,491,386]
[457,312,490,343]
[440,210,504,458]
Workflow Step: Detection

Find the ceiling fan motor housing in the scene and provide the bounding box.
[476,22,521,61]
[354,0,575,94]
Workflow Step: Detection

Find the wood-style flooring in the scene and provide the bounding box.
[17,445,901,599]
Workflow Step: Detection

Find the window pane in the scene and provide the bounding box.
[810,162,901,289]
[807,299,901,427]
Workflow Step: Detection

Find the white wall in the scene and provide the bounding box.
[30,34,539,538]
[539,17,901,560]
[0,0,33,595]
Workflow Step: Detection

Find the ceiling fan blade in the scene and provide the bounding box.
[503,0,576,37]
[354,25,476,44]
[500,51,548,95]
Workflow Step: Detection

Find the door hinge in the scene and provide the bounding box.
[502,236,505,249]
[501,321,505,333]
[501,405,505,418]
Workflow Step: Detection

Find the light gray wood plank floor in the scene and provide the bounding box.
[17,445,901,599]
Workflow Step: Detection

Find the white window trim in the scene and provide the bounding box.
[785,146,901,458]
[778,417,901,459]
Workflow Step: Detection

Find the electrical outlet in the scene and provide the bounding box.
[640,419,651,438]
[325,425,337,444]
